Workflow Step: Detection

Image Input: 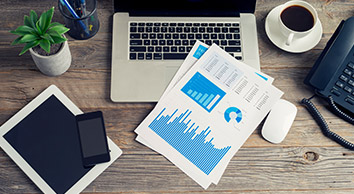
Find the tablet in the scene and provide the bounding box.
[0,85,122,194]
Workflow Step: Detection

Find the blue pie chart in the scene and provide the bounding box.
[224,107,242,123]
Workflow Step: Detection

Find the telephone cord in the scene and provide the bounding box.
[301,95,354,150]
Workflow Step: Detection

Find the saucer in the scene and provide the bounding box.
[265,5,323,53]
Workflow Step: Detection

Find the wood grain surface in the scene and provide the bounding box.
[1,0,354,193]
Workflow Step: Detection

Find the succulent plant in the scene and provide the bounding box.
[10,7,69,55]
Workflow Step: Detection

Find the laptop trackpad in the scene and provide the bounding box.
[113,63,169,101]
[165,66,180,85]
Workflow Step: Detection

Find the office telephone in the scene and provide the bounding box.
[301,17,354,150]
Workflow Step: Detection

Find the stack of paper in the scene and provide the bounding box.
[135,42,283,189]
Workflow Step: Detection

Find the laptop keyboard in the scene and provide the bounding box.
[129,22,242,60]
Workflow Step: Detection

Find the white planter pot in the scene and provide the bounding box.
[29,40,71,76]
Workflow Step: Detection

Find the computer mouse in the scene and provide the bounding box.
[261,99,297,144]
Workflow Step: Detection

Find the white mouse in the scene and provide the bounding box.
[261,99,297,144]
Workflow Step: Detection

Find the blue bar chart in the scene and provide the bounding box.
[181,72,226,112]
[148,108,231,175]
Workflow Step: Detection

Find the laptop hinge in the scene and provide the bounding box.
[127,11,241,17]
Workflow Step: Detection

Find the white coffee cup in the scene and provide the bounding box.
[278,0,318,46]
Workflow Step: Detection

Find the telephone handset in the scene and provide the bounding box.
[302,17,354,150]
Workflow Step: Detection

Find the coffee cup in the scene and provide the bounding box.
[278,0,318,46]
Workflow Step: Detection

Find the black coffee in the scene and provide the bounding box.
[280,5,314,32]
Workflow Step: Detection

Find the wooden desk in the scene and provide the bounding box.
[1,0,354,193]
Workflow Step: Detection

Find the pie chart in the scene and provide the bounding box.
[224,107,242,123]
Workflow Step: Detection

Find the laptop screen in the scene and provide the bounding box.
[114,0,256,16]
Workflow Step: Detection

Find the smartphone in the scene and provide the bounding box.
[76,111,110,167]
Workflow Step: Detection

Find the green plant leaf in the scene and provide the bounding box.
[10,25,36,36]
[24,15,33,28]
[51,35,67,44]
[10,30,22,36]
[11,36,23,45]
[41,33,54,44]
[47,29,61,37]
[39,39,50,53]
[21,34,39,43]
[38,7,54,33]
[47,30,67,44]
[29,10,38,28]
[47,25,69,35]
[36,20,42,35]
[48,22,63,29]
[19,40,40,55]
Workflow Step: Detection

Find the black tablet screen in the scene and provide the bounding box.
[4,95,92,194]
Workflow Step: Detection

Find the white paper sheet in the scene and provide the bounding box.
[135,43,282,189]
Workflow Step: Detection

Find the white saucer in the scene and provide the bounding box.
[265,5,323,53]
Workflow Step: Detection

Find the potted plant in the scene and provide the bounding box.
[10,7,71,76]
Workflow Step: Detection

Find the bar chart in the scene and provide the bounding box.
[181,72,226,112]
[148,108,231,175]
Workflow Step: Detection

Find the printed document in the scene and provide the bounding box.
[135,43,283,189]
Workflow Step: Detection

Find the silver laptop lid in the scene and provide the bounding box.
[113,0,256,16]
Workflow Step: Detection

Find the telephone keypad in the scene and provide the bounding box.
[344,68,352,76]
[348,62,354,69]
[344,86,353,93]
[331,88,341,96]
[333,66,354,107]
[336,81,345,88]
[345,97,354,105]
[349,80,354,87]
[340,75,349,82]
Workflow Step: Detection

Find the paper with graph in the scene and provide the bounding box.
[135,43,283,189]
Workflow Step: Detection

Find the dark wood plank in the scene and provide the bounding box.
[0,68,336,110]
[0,104,352,153]
[2,147,354,193]
[0,70,353,149]
[0,0,113,31]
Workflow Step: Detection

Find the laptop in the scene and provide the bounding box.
[111,0,260,102]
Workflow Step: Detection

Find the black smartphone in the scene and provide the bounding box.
[76,111,110,167]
